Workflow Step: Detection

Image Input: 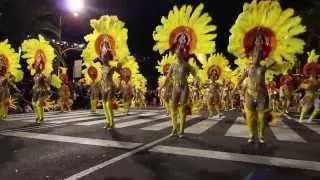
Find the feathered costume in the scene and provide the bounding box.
[118,56,139,115]
[82,61,102,113]
[199,53,230,117]
[0,40,23,120]
[58,67,72,112]
[187,58,203,115]
[156,53,175,114]
[22,35,61,123]
[229,0,305,143]
[299,50,320,122]
[82,15,129,129]
[154,3,217,137]
[132,73,147,108]
[279,74,294,113]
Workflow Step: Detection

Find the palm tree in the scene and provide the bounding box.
[297,0,320,49]
[0,0,67,69]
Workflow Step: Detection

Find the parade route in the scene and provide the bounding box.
[0,108,320,180]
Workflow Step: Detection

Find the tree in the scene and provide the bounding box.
[0,0,66,69]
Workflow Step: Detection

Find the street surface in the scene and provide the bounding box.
[0,107,320,180]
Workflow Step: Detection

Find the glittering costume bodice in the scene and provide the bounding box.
[246,65,267,99]
[90,81,100,98]
[280,84,293,97]
[101,65,115,92]
[208,81,220,95]
[32,73,49,100]
[171,62,190,89]
[301,79,318,100]
[208,80,220,101]
[58,84,70,98]
[122,82,132,100]
[0,75,10,101]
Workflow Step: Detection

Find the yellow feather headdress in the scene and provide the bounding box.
[158,75,166,87]
[228,0,306,75]
[119,56,139,82]
[0,40,23,82]
[82,15,129,64]
[187,58,200,84]
[21,35,56,77]
[307,49,319,64]
[153,3,217,55]
[156,53,176,75]
[200,53,230,83]
[82,61,102,85]
[132,73,147,93]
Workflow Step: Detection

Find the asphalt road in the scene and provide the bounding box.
[0,107,320,180]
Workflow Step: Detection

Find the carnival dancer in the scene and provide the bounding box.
[199,53,230,117]
[82,15,129,129]
[58,67,72,112]
[22,35,61,124]
[157,53,175,115]
[266,79,278,111]
[154,4,217,137]
[82,61,102,113]
[118,56,139,115]
[279,74,294,113]
[0,40,23,120]
[132,74,147,108]
[229,0,305,143]
[188,58,202,115]
[298,50,320,122]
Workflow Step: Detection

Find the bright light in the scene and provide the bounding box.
[73,12,79,17]
[66,0,84,13]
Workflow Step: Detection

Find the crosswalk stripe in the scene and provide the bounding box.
[225,123,248,138]
[185,116,225,134]
[7,112,100,121]
[140,121,170,131]
[225,116,247,138]
[75,115,133,126]
[116,119,155,128]
[302,124,320,135]
[0,131,141,149]
[8,110,91,118]
[149,145,320,172]
[116,114,168,128]
[7,109,159,120]
[48,114,128,124]
[75,114,167,126]
[141,115,201,131]
[19,114,103,122]
[226,116,307,143]
[270,122,306,143]
[137,112,162,117]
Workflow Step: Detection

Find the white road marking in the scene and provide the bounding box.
[64,135,170,180]
[45,116,105,124]
[303,124,320,135]
[270,121,306,143]
[75,114,167,126]
[116,119,155,128]
[7,111,92,119]
[149,145,320,172]
[225,123,248,138]
[185,116,225,134]
[0,131,141,149]
[141,115,200,131]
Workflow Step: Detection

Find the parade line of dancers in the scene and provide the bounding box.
[1,1,319,144]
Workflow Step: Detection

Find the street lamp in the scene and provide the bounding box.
[57,0,85,41]
[66,0,84,16]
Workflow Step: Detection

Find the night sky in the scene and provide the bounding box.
[0,0,315,89]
